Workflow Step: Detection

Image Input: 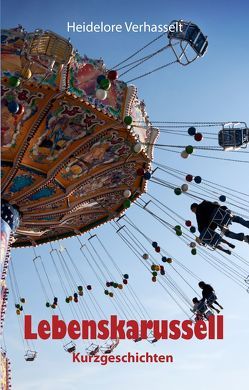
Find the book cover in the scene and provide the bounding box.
[1,1,248,389]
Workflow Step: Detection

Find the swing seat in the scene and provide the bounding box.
[24,350,37,361]
[194,305,213,322]
[200,207,233,248]
[103,348,114,354]
[64,342,76,353]
[147,331,158,344]
[196,301,208,314]
[25,30,73,71]
[218,123,249,150]
[200,228,222,248]
[66,346,76,353]
[100,339,119,354]
[168,20,208,64]
[211,207,232,228]
[86,344,100,356]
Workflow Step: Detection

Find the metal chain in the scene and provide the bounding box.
[119,44,172,77]
[126,59,178,83]
[112,31,167,68]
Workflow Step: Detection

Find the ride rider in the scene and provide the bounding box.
[191,200,249,244]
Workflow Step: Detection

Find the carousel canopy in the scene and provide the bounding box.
[1,27,158,247]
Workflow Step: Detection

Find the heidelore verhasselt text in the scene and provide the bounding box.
[66,21,183,33]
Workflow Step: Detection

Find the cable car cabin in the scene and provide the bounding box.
[86,343,100,356]
[218,123,249,150]
[63,341,76,353]
[200,207,232,249]
[24,350,37,362]
[168,20,208,65]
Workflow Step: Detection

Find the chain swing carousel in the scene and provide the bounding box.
[1,25,152,371]
[1,21,249,389]
[0,21,208,377]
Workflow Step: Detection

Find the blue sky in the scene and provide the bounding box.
[2,0,249,389]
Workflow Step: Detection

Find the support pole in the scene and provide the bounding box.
[1,200,20,390]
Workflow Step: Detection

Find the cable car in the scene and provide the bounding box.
[63,341,76,353]
[24,350,37,361]
[168,20,208,65]
[218,122,249,150]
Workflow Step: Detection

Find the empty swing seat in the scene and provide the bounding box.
[24,350,37,361]
[86,344,100,356]
[147,331,158,344]
[218,127,249,150]
[100,339,119,354]
[25,30,73,71]
[64,342,76,353]
[168,20,208,57]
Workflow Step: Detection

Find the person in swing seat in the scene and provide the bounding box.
[191,201,249,244]
[198,281,223,313]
